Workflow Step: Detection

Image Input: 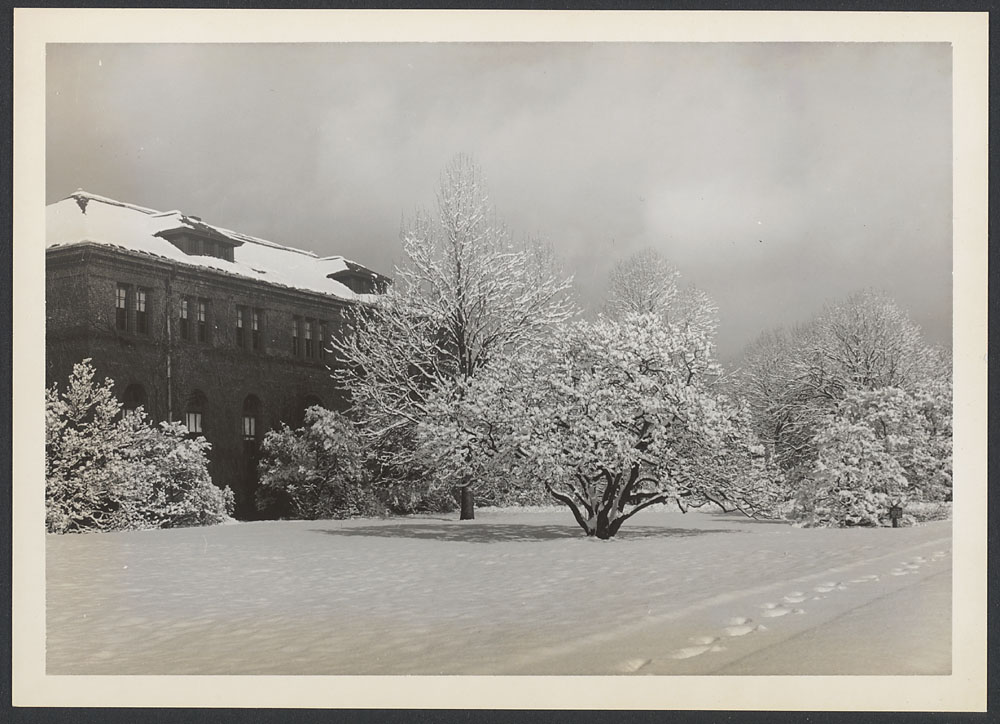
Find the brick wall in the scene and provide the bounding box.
[47,244,360,519]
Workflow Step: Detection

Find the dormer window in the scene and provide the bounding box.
[327,266,390,295]
[156,219,242,262]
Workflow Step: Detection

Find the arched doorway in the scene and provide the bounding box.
[122,383,147,413]
[242,395,264,519]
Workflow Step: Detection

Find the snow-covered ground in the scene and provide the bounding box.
[46,508,951,676]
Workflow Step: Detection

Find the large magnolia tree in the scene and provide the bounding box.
[420,312,779,538]
[329,155,575,519]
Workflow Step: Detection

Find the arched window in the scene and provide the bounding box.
[122,383,147,412]
[185,390,207,436]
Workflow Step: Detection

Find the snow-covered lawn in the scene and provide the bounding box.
[46,508,951,675]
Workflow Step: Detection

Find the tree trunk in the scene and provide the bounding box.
[594,510,612,539]
[593,508,624,539]
[459,485,475,520]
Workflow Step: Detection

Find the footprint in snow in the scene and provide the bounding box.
[761,606,793,618]
[616,658,651,673]
[689,635,719,645]
[783,593,808,603]
[849,575,880,583]
[670,645,711,659]
[723,623,766,637]
[890,568,911,576]
[669,643,727,660]
[814,582,843,593]
[726,616,751,626]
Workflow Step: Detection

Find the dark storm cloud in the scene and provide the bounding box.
[46,42,952,362]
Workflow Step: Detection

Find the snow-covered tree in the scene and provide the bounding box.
[45,359,233,533]
[740,324,826,478]
[738,290,952,524]
[605,247,719,337]
[606,247,681,318]
[799,381,952,527]
[255,406,385,520]
[330,155,576,519]
[419,312,780,538]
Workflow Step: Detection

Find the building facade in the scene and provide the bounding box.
[46,191,389,519]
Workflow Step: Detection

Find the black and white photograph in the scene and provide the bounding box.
[12,8,988,712]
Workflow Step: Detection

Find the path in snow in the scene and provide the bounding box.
[45,510,951,675]
[499,538,951,675]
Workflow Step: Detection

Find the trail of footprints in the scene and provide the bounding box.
[616,548,950,671]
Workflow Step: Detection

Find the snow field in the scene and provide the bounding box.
[45,510,951,675]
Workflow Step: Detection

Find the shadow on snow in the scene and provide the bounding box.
[308,522,732,543]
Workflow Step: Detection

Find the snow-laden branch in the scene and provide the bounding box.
[328,155,577,511]
[418,311,782,538]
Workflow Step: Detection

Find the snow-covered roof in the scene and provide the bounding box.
[46,190,388,302]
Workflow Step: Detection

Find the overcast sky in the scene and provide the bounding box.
[46,42,952,363]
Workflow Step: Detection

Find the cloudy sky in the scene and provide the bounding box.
[46,42,952,363]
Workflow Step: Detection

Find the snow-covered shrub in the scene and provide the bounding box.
[795,383,952,527]
[256,406,384,520]
[473,478,552,508]
[904,500,952,523]
[45,359,233,533]
[799,417,906,527]
[125,421,235,528]
[419,313,782,538]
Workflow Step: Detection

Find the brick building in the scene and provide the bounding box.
[46,191,390,519]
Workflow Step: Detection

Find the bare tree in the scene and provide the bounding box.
[605,247,681,318]
[606,247,719,337]
[330,154,576,519]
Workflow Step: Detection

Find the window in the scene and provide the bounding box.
[242,395,262,467]
[251,309,262,351]
[197,299,208,343]
[236,306,246,348]
[292,316,301,356]
[319,322,328,360]
[179,298,190,340]
[185,412,203,435]
[304,318,314,358]
[185,390,206,437]
[161,229,237,262]
[242,396,261,440]
[136,288,148,334]
[116,284,128,331]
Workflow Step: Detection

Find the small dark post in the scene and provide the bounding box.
[889,504,903,528]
